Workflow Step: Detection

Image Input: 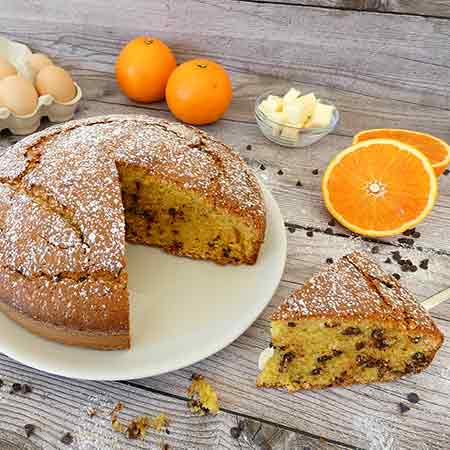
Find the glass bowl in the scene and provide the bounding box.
[255,90,339,148]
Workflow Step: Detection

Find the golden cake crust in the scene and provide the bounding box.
[0,115,265,349]
[273,251,443,341]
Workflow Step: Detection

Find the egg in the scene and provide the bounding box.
[27,53,53,77]
[0,56,17,80]
[0,75,38,116]
[35,65,76,103]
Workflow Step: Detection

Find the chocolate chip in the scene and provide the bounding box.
[412,231,421,239]
[403,229,413,236]
[407,392,420,404]
[392,273,401,280]
[392,251,401,261]
[355,342,365,350]
[409,336,422,344]
[328,218,336,226]
[374,338,390,349]
[410,265,418,272]
[332,350,343,357]
[60,432,73,445]
[324,322,339,328]
[312,169,319,175]
[371,328,384,340]
[230,426,241,439]
[419,259,429,270]
[246,144,252,150]
[11,383,21,393]
[280,352,295,371]
[288,227,295,233]
[306,230,314,237]
[24,424,35,438]
[135,181,141,191]
[296,180,303,187]
[412,352,426,363]
[168,207,177,217]
[384,258,392,264]
[21,384,32,394]
[399,402,410,414]
[401,264,410,272]
[317,354,333,363]
[326,257,334,264]
[311,367,322,375]
[342,327,361,336]
[444,169,450,176]
[277,169,284,175]
[287,322,296,327]
[325,227,333,235]
[398,238,414,247]
[260,164,266,170]
[371,246,380,254]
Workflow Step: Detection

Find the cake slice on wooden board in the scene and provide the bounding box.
[257,251,443,391]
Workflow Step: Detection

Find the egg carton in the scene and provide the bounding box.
[0,37,82,135]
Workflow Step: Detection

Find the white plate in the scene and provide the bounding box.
[0,186,286,380]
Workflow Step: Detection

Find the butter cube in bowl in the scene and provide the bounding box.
[255,88,339,147]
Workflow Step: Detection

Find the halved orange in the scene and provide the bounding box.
[322,139,438,237]
[353,129,450,176]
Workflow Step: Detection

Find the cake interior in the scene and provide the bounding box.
[118,164,259,265]
[257,318,441,391]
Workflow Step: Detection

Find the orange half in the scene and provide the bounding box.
[322,139,438,237]
[353,129,450,176]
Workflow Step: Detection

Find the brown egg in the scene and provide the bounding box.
[27,53,53,76]
[35,65,76,103]
[0,75,38,116]
[0,56,17,80]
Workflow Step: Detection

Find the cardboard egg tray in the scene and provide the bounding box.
[0,37,82,135]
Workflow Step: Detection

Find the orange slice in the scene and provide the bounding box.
[322,139,438,237]
[353,129,450,176]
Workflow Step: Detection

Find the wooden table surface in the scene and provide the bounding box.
[1,1,449,449]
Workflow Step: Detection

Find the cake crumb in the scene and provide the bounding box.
[187,373,219,416]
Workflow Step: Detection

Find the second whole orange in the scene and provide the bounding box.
[165,59,232,125]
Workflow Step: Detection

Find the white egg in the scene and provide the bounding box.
[35,65,76,103]
[0,75,38,116]
[0,56,17,80]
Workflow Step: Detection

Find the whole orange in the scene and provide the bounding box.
[116,36,176,103]
[165,59,232,125]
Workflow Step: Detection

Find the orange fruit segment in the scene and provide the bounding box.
[116,36,176,103]
[353,129,450,176]
[322,139,438,237]
[165,59,232,125]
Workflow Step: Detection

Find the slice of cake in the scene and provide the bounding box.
[257,251,443,391]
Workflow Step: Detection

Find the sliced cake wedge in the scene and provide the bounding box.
[257,251,443,391]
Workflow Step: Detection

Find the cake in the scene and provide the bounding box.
[0,115,265,349]
[257,251,443,391]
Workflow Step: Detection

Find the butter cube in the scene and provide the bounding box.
[283,88,301,103]
[305,103,335,128]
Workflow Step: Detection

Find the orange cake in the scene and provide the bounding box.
[257,251,443,391]
[0,115,265,349]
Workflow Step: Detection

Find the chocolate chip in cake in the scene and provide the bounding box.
[392,273,401,280]
[419,259,429,270]
[384,257,392,264]
[306,230,314,237]
[24,424,35,438]
[325,228,333,235]
[246,144,252,150]
[260,164,266,170]
[398,237,414,247]
[312,169,319,175]
[444,169,450,176]
[311,367,322,375]
[168,207,177,217]
[412,352,426,363]
[342,326,361,336]
[371,328,384,340]
[407,392,420,404]
[317,354,333,363]
[287,322,296,327]
[280,352,295,372]
[296,180,303,187]
[277,169,284,175]
[355,341,366,351]
[399,402,410,414]
[326,257,334,264]
[371,246,380,254]
[374,338,390,349]
[328,218,336,227]
[60,432,73,445]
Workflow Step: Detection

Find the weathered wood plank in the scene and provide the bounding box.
[247,0,450,18]
[1,0,450,109]
[0,353,351,450]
